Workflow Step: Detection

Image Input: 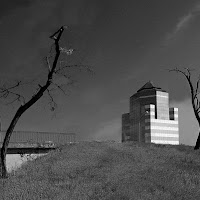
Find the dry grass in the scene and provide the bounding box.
[1,141,200,200]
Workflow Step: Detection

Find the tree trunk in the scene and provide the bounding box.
[0,26,64,178]
[194,130,200,150]
[191,98,200,150]
[0,87,47,178]
[0,108,23,178]
[0,91,46,178]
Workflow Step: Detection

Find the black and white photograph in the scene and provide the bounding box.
[0,0,200,199]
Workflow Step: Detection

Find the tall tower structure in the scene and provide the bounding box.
[122,81,179,145]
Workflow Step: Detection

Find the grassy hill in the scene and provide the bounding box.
[1,141,200,200]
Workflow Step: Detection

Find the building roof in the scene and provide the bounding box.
[137,81,166,93]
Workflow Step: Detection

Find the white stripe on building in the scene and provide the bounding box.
[145,112,155,115]
[156,95,169,98]
[145,126,179,131]
[145,119,178,124]
[151,140,179,145]
[150,133,179,138]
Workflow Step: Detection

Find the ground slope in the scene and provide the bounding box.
[1,141,200,200]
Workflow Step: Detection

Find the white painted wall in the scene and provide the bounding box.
[6,153,47,172]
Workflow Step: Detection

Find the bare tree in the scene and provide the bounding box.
[0,26,92,178]
[168,67,200,150]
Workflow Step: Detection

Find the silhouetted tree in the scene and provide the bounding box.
[0,26,92,178]
[168,67,200,150]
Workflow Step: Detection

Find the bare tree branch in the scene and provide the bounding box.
[54,64,94,77]
[168,67,200,150]
[0,26,65,178]
[0,25,93,178]
[195,97,199,111]
[5,92,25,106]
[194,76,200,98]
[46,56,51,72]
[167,68,196,99]
[0,80,26,105]
[46,88,57,111]
[168,68,189,79]
[51,82,68,95]
[0,80,22,92]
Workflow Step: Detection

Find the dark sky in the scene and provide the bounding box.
[0,0,200,145]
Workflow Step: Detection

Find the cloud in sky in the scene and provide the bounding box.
[175,13,193,33]
[165,2,200,42]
